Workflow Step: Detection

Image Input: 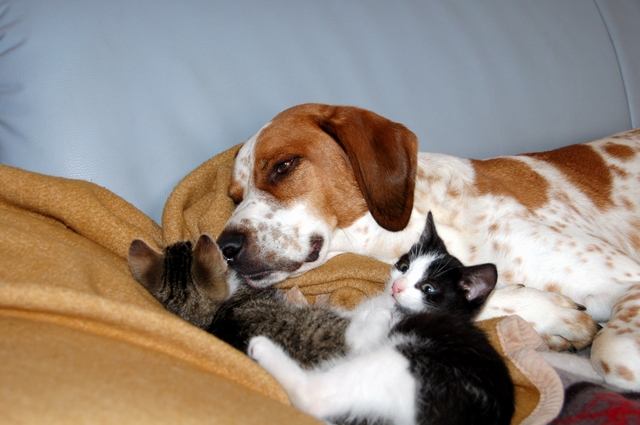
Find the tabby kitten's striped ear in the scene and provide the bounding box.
[128,238,165,295]
[191,234,229,300]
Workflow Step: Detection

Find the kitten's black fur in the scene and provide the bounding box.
[382,214,514,425]
[392,214,497,321]
[128,212,514,424]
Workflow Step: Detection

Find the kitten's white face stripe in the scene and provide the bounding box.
[390,253,443,312]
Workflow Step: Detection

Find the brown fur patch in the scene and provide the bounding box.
[253,110,369,229]
[603,142,636,161]
[545,283,561,294]
[502,270,514,282]
[630,220,640,251]
[524,144,613,211]
[314,105,418,231]
[612,127,640,141]
[622,198,635,211]
[620,291,640,304]
[447,188,461,198]
[417,167,428,181]
[616,365,636,382]
[618,306,640,323]
[228,180,244,203]
[251,104,418,231]
[471,158,549,210]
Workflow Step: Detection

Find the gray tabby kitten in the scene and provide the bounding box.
[128,213,514,424]
[129,234,351,367]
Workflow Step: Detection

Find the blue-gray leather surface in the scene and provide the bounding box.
[1,0,638,223]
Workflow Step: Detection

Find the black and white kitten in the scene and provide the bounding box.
[128,212,514,424]
[248,212,514,425]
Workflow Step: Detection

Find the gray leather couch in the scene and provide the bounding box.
[2,0,638,224]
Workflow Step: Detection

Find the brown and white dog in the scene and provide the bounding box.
[217,103,640,390]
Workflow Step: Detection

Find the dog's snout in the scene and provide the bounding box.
[217,230,244,264]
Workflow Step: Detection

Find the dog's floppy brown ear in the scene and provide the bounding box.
[317,106,418,231]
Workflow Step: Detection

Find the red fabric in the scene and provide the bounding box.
[552,383,640,425]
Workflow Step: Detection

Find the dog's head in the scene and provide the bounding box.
[217,104,418,288]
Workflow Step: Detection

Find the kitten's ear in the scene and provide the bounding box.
[459,263,498,304]
[424,211,437,239]
[128,239,165,295]
[419,211,447,251]
[192,234,229,301]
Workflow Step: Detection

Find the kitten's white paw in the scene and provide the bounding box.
[248,336,307,397]
[478,284,598,351]
[248,336,279,364]
[366,306,394,328]
[346,303,394,353]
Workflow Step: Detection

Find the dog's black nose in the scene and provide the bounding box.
[217,230,244,264]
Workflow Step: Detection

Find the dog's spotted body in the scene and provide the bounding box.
[217,103,640,390]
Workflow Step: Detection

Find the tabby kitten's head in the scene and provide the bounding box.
[128,234,229,328]
[389,212,497,319]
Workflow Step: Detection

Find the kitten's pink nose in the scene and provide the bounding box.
[392,278,407,294]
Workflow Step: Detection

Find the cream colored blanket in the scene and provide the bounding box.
[0,145,563,424]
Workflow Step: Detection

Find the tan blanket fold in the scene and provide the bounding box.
[0,164,318,424]
[479,316,564,425]
[163,145,564,424]
[162,144,241,246]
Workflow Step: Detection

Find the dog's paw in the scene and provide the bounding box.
[534,294,598,351]
[478,284,599,351]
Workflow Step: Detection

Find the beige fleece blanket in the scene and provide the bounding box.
[0,145,563,424]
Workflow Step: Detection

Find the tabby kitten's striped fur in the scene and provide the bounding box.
[129,233,351,368]
[129,235,227,328]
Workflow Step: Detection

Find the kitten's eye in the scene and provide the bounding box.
[395,260,409,273]
[420,283,437,294]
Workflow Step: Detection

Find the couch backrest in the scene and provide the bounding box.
[1,0,639,223]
